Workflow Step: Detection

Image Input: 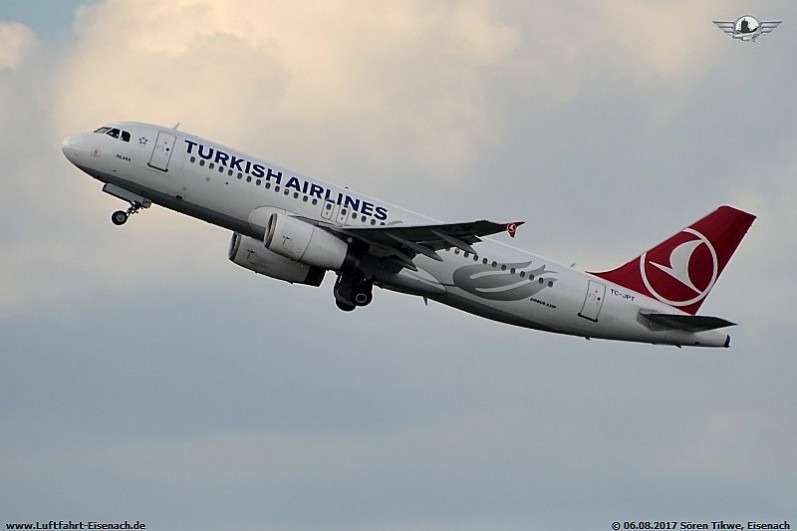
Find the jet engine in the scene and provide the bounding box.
[264,213,350,271]
[228,232,325,286]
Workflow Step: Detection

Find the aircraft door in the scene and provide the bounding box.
[578,280,606,322]
[148,131,176,171]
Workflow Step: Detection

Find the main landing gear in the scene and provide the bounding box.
[334,272,373,312]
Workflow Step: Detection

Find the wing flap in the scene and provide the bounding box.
[341,219,511,250]
[339,219,519,261]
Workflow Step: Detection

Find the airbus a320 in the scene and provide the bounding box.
[62,122,756,348]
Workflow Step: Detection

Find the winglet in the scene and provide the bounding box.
[504,221,525,238]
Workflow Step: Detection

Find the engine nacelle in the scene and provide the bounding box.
[264,213,349,271]
[228,232,325,286]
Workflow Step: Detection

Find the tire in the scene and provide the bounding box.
[353,290,372,306]
[353,279,373,306]
[336,300,356,312]
[111,210,128,225]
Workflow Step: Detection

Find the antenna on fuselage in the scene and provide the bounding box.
[172,122,181,130]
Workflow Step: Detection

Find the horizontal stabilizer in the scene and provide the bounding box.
[640,311,736,332]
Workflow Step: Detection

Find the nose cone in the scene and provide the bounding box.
[62,133,89,164]
[62,135,79,163]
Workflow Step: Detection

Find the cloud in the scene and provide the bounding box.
[53,0,519,181]
[0,21,36,71]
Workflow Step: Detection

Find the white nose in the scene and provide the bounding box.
[61,134,85,164]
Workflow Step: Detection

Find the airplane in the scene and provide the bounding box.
[62,122,756,348]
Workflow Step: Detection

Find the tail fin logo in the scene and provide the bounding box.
[639,228,718,308]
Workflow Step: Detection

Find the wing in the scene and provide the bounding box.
[712,21,736,35]
[307,218,523,272]
[760,21,782,35]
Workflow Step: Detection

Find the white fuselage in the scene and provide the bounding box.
[62,122,731,347]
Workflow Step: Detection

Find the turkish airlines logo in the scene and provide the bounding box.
[504,221,524,238]
[639,228,719,307]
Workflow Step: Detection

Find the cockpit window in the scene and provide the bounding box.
[94,126,131,142]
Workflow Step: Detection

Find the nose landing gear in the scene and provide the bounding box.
[110,202,146,226]
[334,272,373,311]
[102,183,152,226]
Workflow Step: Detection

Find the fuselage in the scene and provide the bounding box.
[62,121,732,347]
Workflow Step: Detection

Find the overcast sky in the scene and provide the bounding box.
[2,1,796,530]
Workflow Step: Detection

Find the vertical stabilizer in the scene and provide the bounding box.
[589,206,756,314]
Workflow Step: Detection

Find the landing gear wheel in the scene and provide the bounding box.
[110,201,146,226]
[352,279,373,307]
[336,300,356,312]
[334,272,373,311]
[111,210,128,225]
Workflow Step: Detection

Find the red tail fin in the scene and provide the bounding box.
[589,205,756,315]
